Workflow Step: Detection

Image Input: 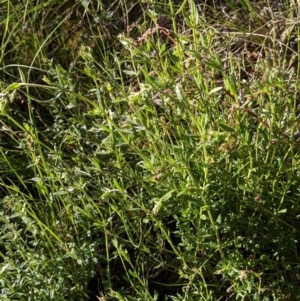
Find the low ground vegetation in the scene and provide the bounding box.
[1,0,300,300]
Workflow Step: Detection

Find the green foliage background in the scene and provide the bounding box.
[1,0,300,300]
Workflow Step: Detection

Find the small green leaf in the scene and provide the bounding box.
[112,238,118,248]
[153,198,163,216]
[129,269,138,278]
[113,178,123,191]
[204,59,222,70]
[123,70,136,75]
[239,185,253,193]
[161,190,174,202]
[142,69,162,89]
[0,97,8,113]
[209,86,223,95]
[119,245,130,263]
[153,190,174,215]
[200,214,207,220]
[201,234,213,238]
[23,123,30,131]
[175,84,185,102]
[5,83,20,92]
[245,129,250,143]
[176,190,186,197]
[218,122,235,133]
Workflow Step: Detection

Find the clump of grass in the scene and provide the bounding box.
[1,0,300,300]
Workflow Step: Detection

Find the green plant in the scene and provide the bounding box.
[1,0,300,300]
